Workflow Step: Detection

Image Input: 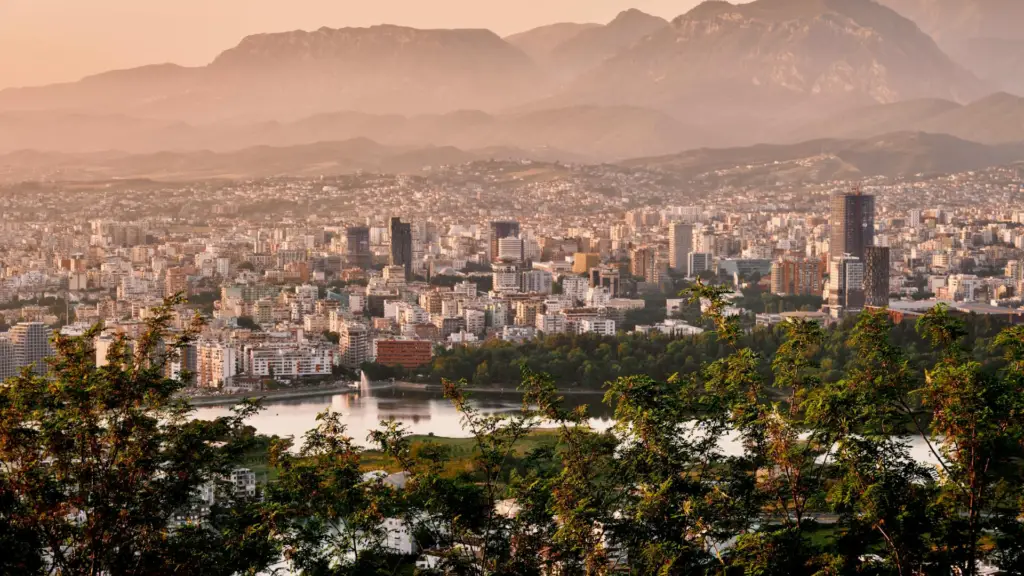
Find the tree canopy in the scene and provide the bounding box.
[1,292,1023,575]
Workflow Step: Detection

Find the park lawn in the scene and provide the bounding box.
[359,429,563,473]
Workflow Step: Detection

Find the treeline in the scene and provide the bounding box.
[2,294,1024,575]
[363,310,1013,389]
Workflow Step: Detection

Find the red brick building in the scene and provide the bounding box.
[374,339,433,368]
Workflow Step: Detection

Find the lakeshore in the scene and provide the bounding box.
[184,381,605,408]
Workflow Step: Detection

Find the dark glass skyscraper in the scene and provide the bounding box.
[345,226,372,270]
[864,246,891,308]
[389,217,413,279]
[490,221,521,262]
[830,189,875,260]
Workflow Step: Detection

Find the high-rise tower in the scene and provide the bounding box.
[669,223,693,275]
[9,322,52,376]
[389,217,413,279]
[345,226,372,270]
[864,246,891,308]
[490,221,521,262]
[830,188,875,260]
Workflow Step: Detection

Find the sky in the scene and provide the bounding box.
[0,0,713,90]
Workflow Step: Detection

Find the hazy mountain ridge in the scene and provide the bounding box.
[552,0,980,123]
[790,92,1024,144]
[0,139,582,183]
[6,130,1022,185]
[0,105,707,160]
[878,0,1024,95]
[625,131,1024,184]
[0,25,549,121]
[540,9,669,80]
[504,23,602,63]
[0,0,1020,161]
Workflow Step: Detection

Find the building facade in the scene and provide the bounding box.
[389,217,413,279]
[830,190,875,260]
[864,246,891,308]
[374,339,433,368]
[9,322,52,376]
[669,223,694,274]
[770,258,825,296]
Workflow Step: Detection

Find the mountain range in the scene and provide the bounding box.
[879,0,1024,95]
[5,131,1022,185]
[1,0,1023,172]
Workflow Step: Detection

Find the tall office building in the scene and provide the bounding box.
[9,322,52,376]
[389,217,413,279]
[497,237,525,262]
[669,223,694,274]
[490,221,521,262]
[828,255,865,312]
[688,253,713,278]
[830,189,875,260]
[345,226,372,270]
[864,246,891,308]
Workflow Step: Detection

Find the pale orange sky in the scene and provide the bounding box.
[0,0,713,89]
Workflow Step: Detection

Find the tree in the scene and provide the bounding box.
[0,297,279,575]
[236,316,260,330]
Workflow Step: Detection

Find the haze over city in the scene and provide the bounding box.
[3,1,1024,575]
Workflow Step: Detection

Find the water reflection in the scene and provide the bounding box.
[192,388,612,446]
[192,388,940,467]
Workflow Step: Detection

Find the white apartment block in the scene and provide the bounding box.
[536,313,567,335]
[561,276,590,304]
[579,318,616,336]
[244,346,334,378]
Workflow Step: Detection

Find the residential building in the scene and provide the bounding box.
[197,342,237,388]
[579,318,616,336]
[340,322,371,367]
[771,258,825,296]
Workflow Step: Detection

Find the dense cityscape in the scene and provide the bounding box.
[6,0,1024,572]
[1,160,1023,386]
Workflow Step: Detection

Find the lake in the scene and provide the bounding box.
[193,388,613,445]
[192,387,943,467]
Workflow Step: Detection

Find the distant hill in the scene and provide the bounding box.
[504,23,602,63]
[540,10,669,80]
[789,92,1024,144]
[0,26,548,122]
[623,132,1024,183]
[878,0,1024,94]
[0,139,578,183]
[0,105,705,161]
[550,0,980,135]
[788,98,961,141]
